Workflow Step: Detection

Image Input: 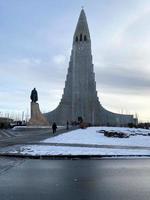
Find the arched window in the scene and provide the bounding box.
[84,35,87,41]
[76,36,78,42]
[80,34,82,41]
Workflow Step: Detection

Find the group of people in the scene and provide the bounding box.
[52,121,69,134]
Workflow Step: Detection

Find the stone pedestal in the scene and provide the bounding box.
[29,102,49,126]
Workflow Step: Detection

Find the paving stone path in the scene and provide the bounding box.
[0,127,77,148]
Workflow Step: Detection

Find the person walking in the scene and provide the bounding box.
[66,121,69,130]
[52,122,57,134]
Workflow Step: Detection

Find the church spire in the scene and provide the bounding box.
[45,8,134,126]
[73,9,91,43]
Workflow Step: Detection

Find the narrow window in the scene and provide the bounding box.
[76,36,78,42]
[80,34,82,41]
[84,35,87,41]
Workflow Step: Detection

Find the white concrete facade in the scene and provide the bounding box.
[45,9,134,126]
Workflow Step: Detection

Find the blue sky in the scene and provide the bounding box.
[0,0,150,121]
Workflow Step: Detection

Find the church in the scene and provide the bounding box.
[45,9,135,126]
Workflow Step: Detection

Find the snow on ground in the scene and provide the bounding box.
[2,145,150,156]
[42,127,150,147]
[1,127,150,156]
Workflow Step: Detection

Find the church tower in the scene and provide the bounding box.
[45,9,134,126]
[68,9,100,123]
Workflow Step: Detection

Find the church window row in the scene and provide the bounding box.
[76,34,87,42]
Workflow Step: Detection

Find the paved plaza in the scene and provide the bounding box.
[0,158,150,200]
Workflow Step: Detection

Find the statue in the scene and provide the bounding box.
[30,88,38,103]
[29,88,49,126]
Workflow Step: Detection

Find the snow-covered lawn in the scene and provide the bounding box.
[43,127,150,147]
[1,127,150,156]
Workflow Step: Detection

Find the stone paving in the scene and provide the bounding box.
[0,127,77,148]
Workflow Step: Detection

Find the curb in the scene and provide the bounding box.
[0,153,150,160]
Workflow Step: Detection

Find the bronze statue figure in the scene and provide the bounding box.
[30,88,38,103]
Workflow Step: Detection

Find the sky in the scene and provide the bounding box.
[0,0,150,121]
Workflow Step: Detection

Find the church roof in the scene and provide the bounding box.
[73,9,91,41]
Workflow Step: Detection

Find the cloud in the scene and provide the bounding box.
[0,57,67,85]
[93,7,150,96]
[15,58,42,65]
[53,54,66,65]
[95,65,150,95]
[0,56,69,115]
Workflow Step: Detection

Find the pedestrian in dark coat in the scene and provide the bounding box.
[66,121,69,130]
[52,122,57,134]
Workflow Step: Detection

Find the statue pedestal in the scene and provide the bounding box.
[29,102,49,126]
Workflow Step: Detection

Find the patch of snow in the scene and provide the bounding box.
[42,127,150,147]
[6,145,150,156]
[1,127,150,157]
